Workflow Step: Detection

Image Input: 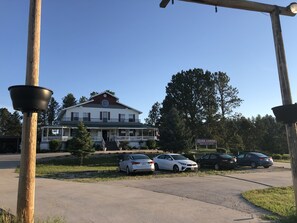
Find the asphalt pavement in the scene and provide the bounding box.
[0,153,292,223]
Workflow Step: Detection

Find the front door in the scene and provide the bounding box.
[102,130,109,142]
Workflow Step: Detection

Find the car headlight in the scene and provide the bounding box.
[178,162,187,166]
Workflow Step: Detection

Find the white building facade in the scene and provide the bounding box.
[40,91,158,150]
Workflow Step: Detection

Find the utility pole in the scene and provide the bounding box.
[160,0,297,212]
[270,6,297,209]
[17,0,42,222]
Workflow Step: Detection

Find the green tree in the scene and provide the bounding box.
[0,108,13,135]
[214,72,243,119]
[254,115,287,154]
[62,93,77,109]
[0,108,22,136]
[161,68,218,139]
[145,102,161,127]
[106,90,115,95]
[89,91,99,98]
[79,96,88,103]
[89,90,115,99]
[222,117,244,150]
[159,107,192,153]
[161,69,217,136]
[47,97,60,125]
[67,122,95,165]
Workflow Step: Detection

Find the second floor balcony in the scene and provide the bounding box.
[59,117,141,125]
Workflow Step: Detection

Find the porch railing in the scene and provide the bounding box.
[59,117,141,123]
[41,135,157,142]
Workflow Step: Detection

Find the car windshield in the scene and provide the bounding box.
[219,154,233,159]
[171,155,188,160]
[131,154,150,160]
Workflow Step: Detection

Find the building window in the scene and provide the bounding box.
[71,112,79,121]
[119,114,125,122]
[129,114,135,122]
[100,111,110,122]
[83,112,90,121]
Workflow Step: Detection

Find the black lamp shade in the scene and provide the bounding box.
[272,104,297,124]
[8,85,53,113]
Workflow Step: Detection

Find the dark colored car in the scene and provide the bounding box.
[236,152,273,168]
[197,153,237,170]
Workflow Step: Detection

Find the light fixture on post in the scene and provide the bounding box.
[288,2,297,14]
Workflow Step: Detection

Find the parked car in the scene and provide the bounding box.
[236,152,273,168]
[153,153,198,172]
[118,154,155,175]
[197,153,237,170]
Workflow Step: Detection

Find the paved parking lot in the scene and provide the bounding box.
[0,153,292,223]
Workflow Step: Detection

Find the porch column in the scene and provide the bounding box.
[61,127,64,141]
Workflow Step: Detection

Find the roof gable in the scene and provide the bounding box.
[60,91,142,114]
[89,91,119,105]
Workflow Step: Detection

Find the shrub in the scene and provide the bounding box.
[119,141,129,150]
[216,148,227,153]
[49,140,62,152]
[146,140,157,149]
[94,143,102,151]
[282,154,290,160]
[272,154,282,160]
[183,153,196,161]
[140,145,148,150]
[229,148,242,155]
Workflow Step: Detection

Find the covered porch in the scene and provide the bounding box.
[40,125,158,150]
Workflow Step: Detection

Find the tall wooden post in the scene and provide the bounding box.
[17,0,42,222]
[270,7,297,212]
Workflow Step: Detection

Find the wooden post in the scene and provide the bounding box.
[270,7,297,213]
[17,0,42,222]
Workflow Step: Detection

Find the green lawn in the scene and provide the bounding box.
[32,153,242,182]
[243,186,297,222]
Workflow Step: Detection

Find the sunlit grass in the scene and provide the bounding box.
[0,209,65,223]
[243,186,297,223]
[29,152,244,182]
[15,153,278,182]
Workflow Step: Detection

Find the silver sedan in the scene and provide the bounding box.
[153,153,198,172]
[119,154,155,175]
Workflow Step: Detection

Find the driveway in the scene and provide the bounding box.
[0,153,292,223]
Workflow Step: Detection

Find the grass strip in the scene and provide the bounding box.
[243,186,297,223]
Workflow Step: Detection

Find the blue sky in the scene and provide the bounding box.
[1,0,297,121]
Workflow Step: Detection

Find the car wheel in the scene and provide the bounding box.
[154,163,159,171]
[126,166,131,175]
[251,162,257,169]
[214,163,220,170]
[173,165,179,173]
